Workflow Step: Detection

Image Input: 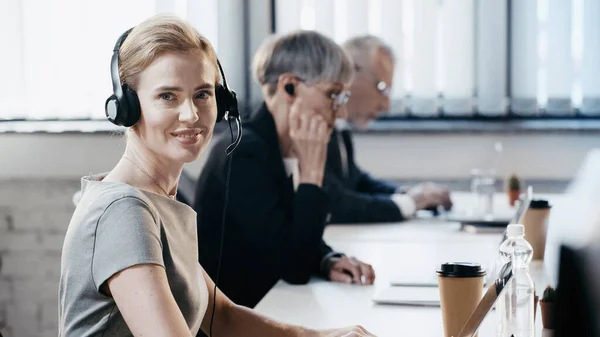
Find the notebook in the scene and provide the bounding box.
[389,269,438,287]
[372,286,441,307]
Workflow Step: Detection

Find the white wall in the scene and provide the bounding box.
[0,132,595,180]
[352,132,597,180]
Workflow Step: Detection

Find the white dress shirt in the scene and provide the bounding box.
[283,157,300,191]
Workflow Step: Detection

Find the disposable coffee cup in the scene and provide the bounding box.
[522,199,551,260]
[437,262,485,337]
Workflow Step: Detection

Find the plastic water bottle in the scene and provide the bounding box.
[496,224,535,337]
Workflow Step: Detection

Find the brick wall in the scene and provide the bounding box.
[0,179,79,337]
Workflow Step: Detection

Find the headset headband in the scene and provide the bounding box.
[110,28,231,96]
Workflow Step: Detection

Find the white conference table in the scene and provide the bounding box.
[255,192,559,337]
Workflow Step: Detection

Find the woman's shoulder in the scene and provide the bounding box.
[75,175,159,224]
[63,177,162,269]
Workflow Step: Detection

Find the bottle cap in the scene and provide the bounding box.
[507,224,524,237]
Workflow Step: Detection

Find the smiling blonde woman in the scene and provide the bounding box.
[58,14,375,337]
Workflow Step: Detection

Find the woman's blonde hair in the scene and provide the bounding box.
[118,14,220,89]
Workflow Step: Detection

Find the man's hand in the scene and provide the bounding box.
[328,256,375,285]
[407,182,453,211]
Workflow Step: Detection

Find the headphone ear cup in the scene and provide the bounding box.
[122,85,141,127]
[215,84,228,123]
[284,83,295,96]
[105,94,121,125]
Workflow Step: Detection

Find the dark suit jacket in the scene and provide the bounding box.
[323,128,407,223]
[194,103,335,308]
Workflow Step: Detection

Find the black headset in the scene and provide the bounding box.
[105,28,242,154]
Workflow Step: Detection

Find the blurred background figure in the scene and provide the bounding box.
[323,35,452,224]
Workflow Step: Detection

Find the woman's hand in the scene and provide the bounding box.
[289,97,331,187]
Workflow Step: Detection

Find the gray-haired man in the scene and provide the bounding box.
[324,35,453,224]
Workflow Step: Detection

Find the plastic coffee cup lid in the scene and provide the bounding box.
[529,199,551,209]
[437,262,486,278]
